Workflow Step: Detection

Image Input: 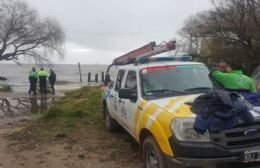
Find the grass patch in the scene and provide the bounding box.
[0,84,12,92]
[41,86,102,123]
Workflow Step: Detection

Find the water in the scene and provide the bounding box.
[0,63,108,121]
[0,63,108,92]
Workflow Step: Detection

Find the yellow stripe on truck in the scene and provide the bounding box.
[135,97,185,157]
[133,100,147,135]
[154,96,191,140]
[172,104,194,118]
[145,97,179,129]
[135,95,199,157]
[169,95,198,117]
[154,110,174,139]
[147,96,197,157]
[167,95,196,113]
[163,96,186,111]
[150,118,174,156]
[135,103,157,138]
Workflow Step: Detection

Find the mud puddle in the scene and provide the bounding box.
[0,94,63,125]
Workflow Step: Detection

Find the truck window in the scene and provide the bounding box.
[140,64,212,98]
[104,65,117,87]
[115,70,125,91]
[125,71,137,91]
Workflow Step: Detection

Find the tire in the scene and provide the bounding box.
[142,136,167,168]
[104,106,120,132]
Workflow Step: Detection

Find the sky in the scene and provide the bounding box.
[28,0,212,64]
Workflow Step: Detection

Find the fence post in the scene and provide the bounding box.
[78,62,82,86]
[88,73,91,83]
[95,73,98,83]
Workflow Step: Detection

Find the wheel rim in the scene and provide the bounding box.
[146,146,159,168]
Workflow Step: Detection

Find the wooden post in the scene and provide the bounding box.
[95,73,98,83]
[88,73,91,83]
[78,62,82,86]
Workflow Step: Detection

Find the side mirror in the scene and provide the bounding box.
[118,88,137,100]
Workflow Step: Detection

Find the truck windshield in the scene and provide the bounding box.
[140,64,213,98]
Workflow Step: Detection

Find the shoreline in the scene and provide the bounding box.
[0,82,84,125]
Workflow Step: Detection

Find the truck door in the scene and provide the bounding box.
[119,70,139,135]
[110,69,126,123]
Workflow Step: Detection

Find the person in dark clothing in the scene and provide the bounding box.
[38,68,49,94]
[48,69,56,94]
[28,67,38,95]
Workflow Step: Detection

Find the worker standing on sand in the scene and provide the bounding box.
[38,68,49,94]
[209,63,257,93]
[28,67,38,95]
[48,69,56,94]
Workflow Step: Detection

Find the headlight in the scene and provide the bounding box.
[171,117,210,142]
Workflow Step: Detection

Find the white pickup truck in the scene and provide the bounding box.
[102,56,260,168]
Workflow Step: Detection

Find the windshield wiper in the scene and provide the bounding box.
[184,87,212,93]
[146,89,186,95]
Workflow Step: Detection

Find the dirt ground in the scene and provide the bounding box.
[0,119,143,168]
[0,88,143,168]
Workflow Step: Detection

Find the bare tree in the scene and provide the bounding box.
[209,0,260,73]
[178,12,214,56]
[0,0,65,64]
[179,0,260,74]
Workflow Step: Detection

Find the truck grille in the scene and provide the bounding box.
[210,124,260,149]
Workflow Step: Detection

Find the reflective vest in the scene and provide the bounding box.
[37,70,49,77]
[29,71,38,79]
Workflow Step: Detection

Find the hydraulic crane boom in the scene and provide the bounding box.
[113,40,176,65]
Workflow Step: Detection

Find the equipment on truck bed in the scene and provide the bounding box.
[113,40,176,65]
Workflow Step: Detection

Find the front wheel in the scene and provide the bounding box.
[104,106,120,132]
[142,137,167,168]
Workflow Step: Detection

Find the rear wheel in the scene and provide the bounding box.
[104,106,120,132]
[142,137,167,168]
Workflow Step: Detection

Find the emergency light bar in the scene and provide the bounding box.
[113,40,176,65]
[136,55,192,64]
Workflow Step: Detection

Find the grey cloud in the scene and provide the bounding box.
[28,0,211,63]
